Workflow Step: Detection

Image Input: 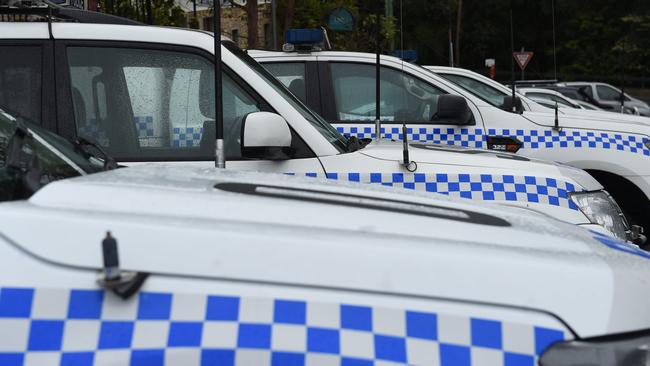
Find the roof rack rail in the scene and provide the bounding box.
[0,3,143,26]
[513,79,558,87]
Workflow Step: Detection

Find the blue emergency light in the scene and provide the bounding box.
[285,29,323,45]
[391,50,418,63]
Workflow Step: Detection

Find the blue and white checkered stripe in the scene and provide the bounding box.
[301,172,579,210]
[77,119,109,147]
[172,127,203,148]
[134,116,155,139]
[0,288,566,366]
[335,125,650,156]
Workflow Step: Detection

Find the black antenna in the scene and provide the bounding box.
[551,0,557,81]
[214,0,225,168]
[620,51,626,114]
[553,101,561,131]
[374,2,382,141]
[448,0,454,67]
[509,0,516,112]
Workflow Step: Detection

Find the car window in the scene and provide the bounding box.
[263,62,307,103]
[67,47,262,161]
[0,46,42,124]
[597,85,623,101]
[526,92,574,107]
[330,63,446,123]
[440,74,506,107]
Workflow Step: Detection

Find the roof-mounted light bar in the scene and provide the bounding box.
[390,50,418,63]
[282,28,325,52]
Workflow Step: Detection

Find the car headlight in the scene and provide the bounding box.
[539,330,650,365]
[570,191,629,241]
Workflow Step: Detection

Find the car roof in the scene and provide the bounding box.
[0,22,226,50]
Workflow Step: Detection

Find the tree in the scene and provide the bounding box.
[276,0,396,53]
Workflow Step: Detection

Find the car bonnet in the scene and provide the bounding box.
[0,164,649,337]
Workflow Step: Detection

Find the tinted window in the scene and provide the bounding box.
[0,109,100,195]
[441,74,506,107]
[263,62,307,103]
[330,63,445,123]
[0,46,42,124]
[526,92,575,107]
[597,85,625,101]
[67,47,262,160]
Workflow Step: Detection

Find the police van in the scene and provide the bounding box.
[250,37,650,233]
[1,163,650,366]
[0,10,634,241]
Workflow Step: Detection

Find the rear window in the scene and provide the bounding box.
[0,46,42,124]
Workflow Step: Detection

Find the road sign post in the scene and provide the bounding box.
[513,48,533,80]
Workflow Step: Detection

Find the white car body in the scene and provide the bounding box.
[254,50,650,229]
[516,88,586,110]
[426,66,650,123]
[1,164,650,365]
[0,23,626,236]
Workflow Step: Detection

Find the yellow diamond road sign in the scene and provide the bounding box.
[513,52,534,70]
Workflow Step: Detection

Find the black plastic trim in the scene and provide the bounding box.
[215,182,511,227]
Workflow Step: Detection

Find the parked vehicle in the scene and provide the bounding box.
[1,163,650,366]
[0,106,105,201]
[0,16,633,240]
[516,88,585,110]
[253,55,648,230]
[558,81,650,116]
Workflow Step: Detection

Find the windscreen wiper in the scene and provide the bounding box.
[6,119,28,172]
[74,136,118,171]
[5,118,43,199]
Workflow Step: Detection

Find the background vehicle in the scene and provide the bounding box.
[0,107,105,201]
[516,88,585,110]
[1,163,650,366]
[0,20,632,240]
[559,81,650,116]
[264,57,649,231]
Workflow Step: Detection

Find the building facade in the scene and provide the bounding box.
[181,0,273,50]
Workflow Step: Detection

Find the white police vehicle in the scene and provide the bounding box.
[1,163,650,366]
[0,14,634,241]
[425,66,650,123]
[251,41,650,231]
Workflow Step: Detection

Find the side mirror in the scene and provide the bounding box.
[241,112,293,160]
[500,95,524,113]
[433,94,474,125]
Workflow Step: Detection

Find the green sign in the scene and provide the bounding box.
[328,8,355,32]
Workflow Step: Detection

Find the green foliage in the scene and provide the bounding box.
[276,0,397,53]
[277,0,650,85]
[99,0,186,26]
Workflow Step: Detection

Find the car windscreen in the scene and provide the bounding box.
[0,108,103,199]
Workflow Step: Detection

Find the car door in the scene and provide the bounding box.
[55,41,323,173]
[0,40,56,131]
[265,59,488,149]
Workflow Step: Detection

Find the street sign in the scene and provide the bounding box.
[513,51,534,70]
[328,8,355,32]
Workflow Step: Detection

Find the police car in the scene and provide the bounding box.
[250,38,650,233]
[0,12,634,241]
[1,163,650,366]
[425,66,650,123]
